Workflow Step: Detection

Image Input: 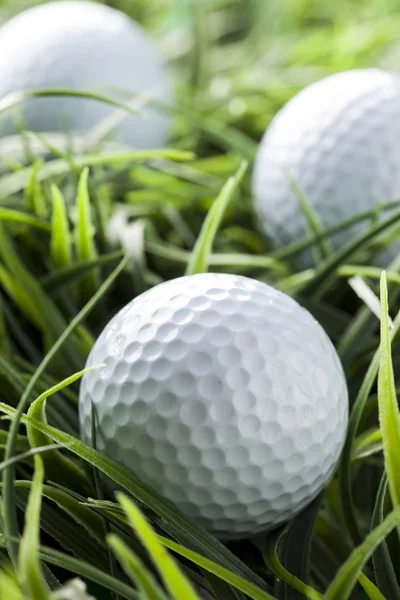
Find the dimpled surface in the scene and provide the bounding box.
[252,69,400,268]
[0,1,171,148]
[79,273,348,539]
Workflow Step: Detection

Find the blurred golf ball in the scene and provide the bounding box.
[79,273,348,539]
[0,0,172,148]
[252,68,400,267]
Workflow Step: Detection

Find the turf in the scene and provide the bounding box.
[0,0,399,599]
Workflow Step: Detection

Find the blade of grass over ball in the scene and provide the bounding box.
[339,307,400,545]
[74,167,100,299]
[377,273,400,512]
[273,200,400,261]
[0,403,270,592]
[2,254,129,565]
[50,184,72,270]
[146,240,285,274]
[0,148,194,199]
[186,161,248,275]
[26,131,80,176]
[287,171,332,264]
[324,507,400,600]
[108,535,169,600]
[18,455,51,599]
[0,88,142,119]
[371,473,400,600]
[296,207,400,295]
[116,493,200,600]
[26,367,101,492]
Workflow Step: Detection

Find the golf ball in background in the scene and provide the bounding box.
[0,1,172,148]
[252,69,400,268]
[79,273,348,539]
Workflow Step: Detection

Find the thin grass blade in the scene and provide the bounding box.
[116,492,202,600]
[377,272,400,511]
[18,455,51,599]
[51,184,72,269]
[108,534,169,600]
[324,507,400,600]
[74,167,99,299]
[186,161,248,275]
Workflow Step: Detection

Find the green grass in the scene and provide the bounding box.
[0,0,400,598]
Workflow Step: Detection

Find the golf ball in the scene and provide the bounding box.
[79,273,348,539]
[0,1,172,148]
[252,68,400,267]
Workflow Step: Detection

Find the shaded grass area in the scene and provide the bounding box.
[0,0,399,599]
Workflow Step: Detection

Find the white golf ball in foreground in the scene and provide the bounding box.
[79,273,348,539]
[0,1,172,148]
[253,69,400,267]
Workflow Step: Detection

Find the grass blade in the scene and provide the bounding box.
[50,184,72,269]
[116,492,201,600]
[287,172,332,264]
[74,167,99,300]
[0,445,60,473]
[26,367,101,492]
[263,528,321,600]
[41,250,123,293]
[18,456,51,599]
[0,208,49,231]
[266,496,322,600]
[24,159,47,218]
[338,307,400,545]
[0,88,142,119]
[371,473,400,600]
[324,507,400,600]
[157,537,276,600]
[108,535,169,600]
[377,272,400,511]
[186,161,248,275]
